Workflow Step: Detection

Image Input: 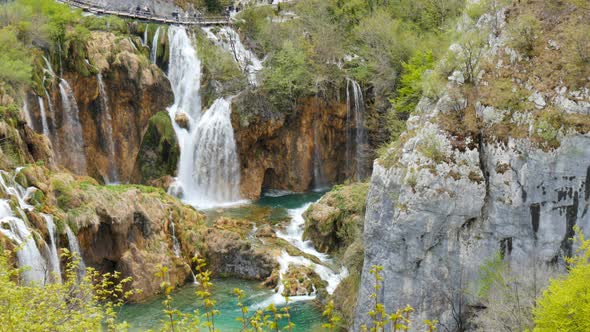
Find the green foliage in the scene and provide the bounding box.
[534,229,590,331]
[0,249,135,331]
[507,13,540,57]
[477,252,506,298]
[392,51,435,116]
[262,40,313,112]
[0,27,32,86]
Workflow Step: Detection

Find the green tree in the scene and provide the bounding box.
[533,230,590,331]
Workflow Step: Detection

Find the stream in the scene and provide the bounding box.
[119,191,339,331]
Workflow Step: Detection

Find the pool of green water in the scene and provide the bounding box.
[119,191,329,331]
[118,279,324,331]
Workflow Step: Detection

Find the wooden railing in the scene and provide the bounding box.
[57,0,231,25]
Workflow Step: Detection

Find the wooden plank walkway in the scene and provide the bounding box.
[57,0,231,25]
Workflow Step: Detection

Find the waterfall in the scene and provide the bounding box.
[255,202,348,308]
[23,97,33,129]
[65,225,86,279]
[167,26,242,208]
[170,221,181,257]
[345,79,368,181]
[312,112,327,190]
[0,200,48,284]
[37,96,51,137]
[58,79,87,175]
[42,214,62,283]
[97,73,118,183]
[0,169,36,211]
[151,26,161,64]
[203,27,263,85]
[143,23,149,46]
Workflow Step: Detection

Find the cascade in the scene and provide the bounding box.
[312,113,327,190]
[42,214,62,283]
[256,202,348,308]
[166,26,242,208]
[37,96,51,137]
[203,27,263,85]
[0,200,47,284]
[58,79,87,175]
[97,73,118,183]
[143,23,149,46]
[0,169,36,211]
[345,79,368,181]
[23,97,33,129]
[65,224,86,279]
[151,26,161,64]
[169,215,181,257]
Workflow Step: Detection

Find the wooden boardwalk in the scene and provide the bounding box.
[57,0,231,25]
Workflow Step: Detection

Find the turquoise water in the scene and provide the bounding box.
[119,191,330,331]
[118,279,324,331]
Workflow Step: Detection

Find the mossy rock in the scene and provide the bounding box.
[132,111,180,184]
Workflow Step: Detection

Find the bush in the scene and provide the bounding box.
[507,13,540,57]
[533,229,590,331]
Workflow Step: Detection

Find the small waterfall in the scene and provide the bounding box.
[169,216,181,257]
[37,96,51,137]
[143,23,149,46]
[65,225,86,279]
[312,113,327,190]
[167,26,242,208]
[0,169,36,211]
[151,26,161,64]
[0,200,48,284]
[345,79,368,181]
[23,97,33,129]
[203,27,263,85]
[58,79,87,175]
[42,214,62,283]
[256,202,348,308]
[97,73,118,183]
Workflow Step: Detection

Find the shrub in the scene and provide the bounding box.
[507,13,540,57]
[533,229,590,331]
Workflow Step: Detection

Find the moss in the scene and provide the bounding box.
[133,111,180,184]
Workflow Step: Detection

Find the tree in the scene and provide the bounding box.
[475,254,559,332]
[533,230,590,331]
[507,13,540,57]
[457,30,487,84]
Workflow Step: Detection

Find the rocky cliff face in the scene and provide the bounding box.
[232,93,350,199]
[27,31,173,183]
[355,3,590,330]
[17,166,205,301]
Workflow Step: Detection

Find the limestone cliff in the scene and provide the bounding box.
[27,31,173,183]
[355,2,590,330]
[232,93,350,199]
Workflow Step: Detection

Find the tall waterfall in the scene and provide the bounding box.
[151,26,161,64]
[58,79,87,175]
[167,26,242,208]
[42,214,62,283]
[345,79,368,181]
[97,73,118,183]
[143,23,149,46]
[66,224,86,280]
[37,97,51,137]
[203,27,263,85]
[23,97,33,129]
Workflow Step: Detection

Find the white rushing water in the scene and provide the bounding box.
[167,26,243,209]
[65,224,86,280]
[42,214,62,283]
[346,79,368,181]
[22,97,33,129]
[58,79,87,175]
[37,96,50,137]
[203,26,263,85]
[143,23,149,46]
[0,200,47,284]
[97,73,118,183]
[151,26,161,64]
[256,202,348,308]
